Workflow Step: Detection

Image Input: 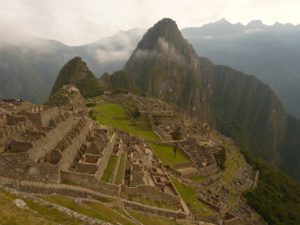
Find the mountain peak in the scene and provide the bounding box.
[50,57,102,98]
[153,18,178,30]
[247,20,264,28]
[135,18,184,51]
[216,18,231,25]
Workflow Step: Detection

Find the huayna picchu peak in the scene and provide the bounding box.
[103,18,300,183]
[0,16,300,225]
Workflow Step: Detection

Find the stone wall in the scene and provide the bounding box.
[223,214,242,225]
[0,120,31,145]
[26,106,59,126]
[61,171,120,196]
[0,176,116,202]
[40,107,59,126]
[7,140,33,152]
[28,116,77,162]
[58,120,89,171]
[122,200,186,219]
[95,133,116,179]
[122,185,180,206]
[0,153,59,183]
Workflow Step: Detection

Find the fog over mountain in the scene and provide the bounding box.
[1,19,300,119]
[0,28,144,103]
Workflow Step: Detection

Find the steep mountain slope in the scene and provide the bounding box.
[0,41,70,102]
[124,19,211,121]
[182,19,300,118]
[2,20,300,118]
[51,57,102,98]
[107,18,299,181]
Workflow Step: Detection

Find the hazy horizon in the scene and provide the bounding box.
[1,0,300,45]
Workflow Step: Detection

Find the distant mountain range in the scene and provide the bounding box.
[0,19,300,119]
[182,19,300,119]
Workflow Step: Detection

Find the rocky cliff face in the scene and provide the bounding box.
[125,18,211,121]
[51,57,102,98]
[107,18,299,181]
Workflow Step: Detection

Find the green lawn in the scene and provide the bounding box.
[115,152,127,185]
[94,103,160,141]
[171,178,215,217]
[0,189,81,225]
[188,175,207,183]
[41,195,135,225]
[150,144,190,167]
[102,155,118,183]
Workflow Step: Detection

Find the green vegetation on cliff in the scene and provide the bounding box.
[243,151,300,225]
[171,177,215,217]
[51,57,102,98]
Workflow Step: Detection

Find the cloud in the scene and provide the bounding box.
[94,28,144,64]
[135,37,180,60]
[0,0,300,45]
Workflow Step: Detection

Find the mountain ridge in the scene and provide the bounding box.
[51,57,102,98]
[1,20,300,119]
[103,18,300,181]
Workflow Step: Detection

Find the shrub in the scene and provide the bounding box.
[214,147,226,170]
[170,128,182,140]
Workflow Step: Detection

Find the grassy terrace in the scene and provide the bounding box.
[115,152,127,185]
[211,132,245,184]
[121,192,179,210]
[128,210,194,225]
[188,175,207,183]
[93,103,190,168]
[150,143,190,167]
[0,189,82,225]
[221,145,245,184]
[94,103,159,141]
[171,177,215,217]
[101,155,118,183]
[41,195,135,225]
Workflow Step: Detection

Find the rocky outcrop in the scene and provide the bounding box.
[51,57,102,98]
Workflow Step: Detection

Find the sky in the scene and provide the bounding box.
[0,0,300,45]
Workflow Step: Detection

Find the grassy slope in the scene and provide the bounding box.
[0,189,81,225]
[242,151,300,225]
[150,143,190,167]
[102,155,118,182]
[171,178,215,217]
[95,103,159,141]
[128,210,193,225]
[94,103,190,168]
[188,175,206,183]
[115,152,127,185]
[41,195,135,225]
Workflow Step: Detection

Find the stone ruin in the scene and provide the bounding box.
[0,95,263,224]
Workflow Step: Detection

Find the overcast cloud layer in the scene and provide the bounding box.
[1,0,300,45]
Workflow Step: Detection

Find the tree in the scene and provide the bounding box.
[170,128,182,140]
